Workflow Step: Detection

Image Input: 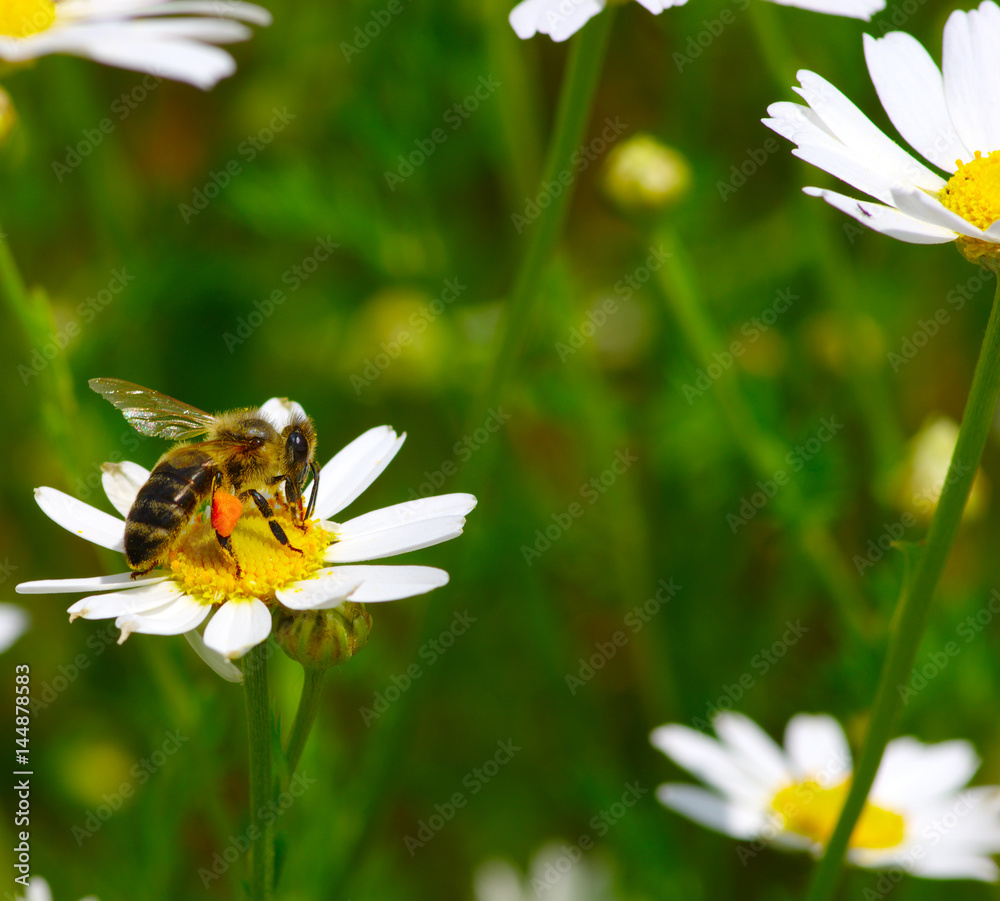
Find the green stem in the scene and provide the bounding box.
[805,279,1000,901]
[474,10,615,420]
[284,667,326,781]
[0,223,79,484]
[0,228,29,303]
[655,225,869,641]
[243,643,275,901]
[482,0,544,203]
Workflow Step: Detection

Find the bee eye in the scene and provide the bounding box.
[248,436,265,450]
[288,430,309,463]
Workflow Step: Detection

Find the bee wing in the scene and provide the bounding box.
[89,378,218,440]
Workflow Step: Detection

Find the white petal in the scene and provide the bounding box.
[72,35,239,89]
[6,16,246,47]
[508,0,605,42]
[889,184,990,241]
[764,100,928,207]
[886,848,999,881]
[9,22,246,88]
[324,564,450,603]
[101,461,150,517]
[769,828,820,853]
[325,518,468,562]
[275,571,363,611]
[656,784,771,839]
[83,0,274,26]
[313,426,405,521]
[115,592,211,638]
[765,99,836,144]
[0,605,29,653]
[634,0,687,13]
[784,714,852,785]
[764,0,884,19]
[69,580,188,621]
[335,493,477,533]
[793,71,945,194]
[59,0,271,25]
[872,737,979,810]
[184,630,243,682]
[87,17,252,40]
[942,1,1000,155]
[203,599,271,659]
[325,494,477,563]
[25,877,53,901]
[803,187,957,243]
[863,32,969,173]
[18,572,167,594]
[59,0,167,14]
[713,713,791,787]
[259,397,308,432]
[650,725,774,807]
[34,487,126,552]
[922,788,1000,849]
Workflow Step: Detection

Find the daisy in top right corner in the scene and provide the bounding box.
[765,1,1000,269]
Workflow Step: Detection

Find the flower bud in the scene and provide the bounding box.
[273,601,372,670]
[893,416,989,521]
[955,237,1000,272]
[602,134,692,216]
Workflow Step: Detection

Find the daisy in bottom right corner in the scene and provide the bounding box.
[652,712,1000,881]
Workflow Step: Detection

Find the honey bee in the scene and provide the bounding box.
[89,378,318,577]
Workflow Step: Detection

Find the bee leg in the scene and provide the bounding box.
[283,477,309,531]
[246,489,304,555]
[216,532,243,577]
[211,472,244,576]
[305,460,320,520]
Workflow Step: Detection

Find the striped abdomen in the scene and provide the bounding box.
[125,448,215,571]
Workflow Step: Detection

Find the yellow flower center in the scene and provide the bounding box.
[771,780,905,851]
[0,0,56,38]
[939,151,1000,268]
[940,151,1000,231]
[169,499,330,605]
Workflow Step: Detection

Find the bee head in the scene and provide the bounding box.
[282,415,316,486]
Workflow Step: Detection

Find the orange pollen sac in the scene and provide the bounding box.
[211,490,243,538]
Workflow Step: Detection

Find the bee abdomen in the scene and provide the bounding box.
[125,461,213,570]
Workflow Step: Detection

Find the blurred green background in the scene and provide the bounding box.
[3,0,1000,898]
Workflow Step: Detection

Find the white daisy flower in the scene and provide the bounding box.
[475,842,615,901]
[16,398,477,678]
[18,876,98,901]
[653,712,1000,881]
[509,0,883,42]
[765,1,1000,265]
[0,0,272,89]
[0,603,30,653]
